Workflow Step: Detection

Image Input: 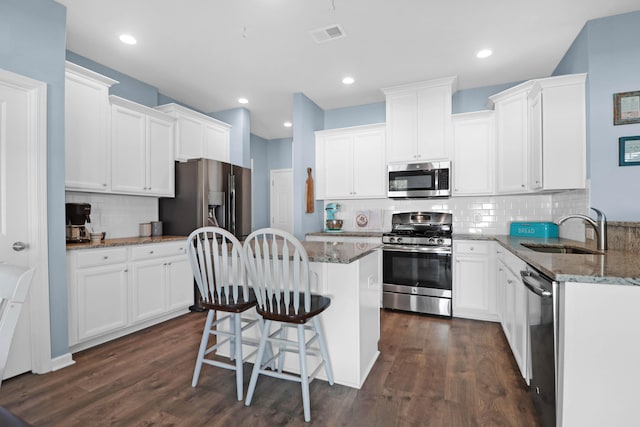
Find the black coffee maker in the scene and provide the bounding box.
[66,203,91,243]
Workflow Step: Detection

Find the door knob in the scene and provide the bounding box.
[12,241,28,251]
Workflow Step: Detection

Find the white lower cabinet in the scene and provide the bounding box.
[68,241,191,352]
[495,246,529,383]
[452,241,497,321]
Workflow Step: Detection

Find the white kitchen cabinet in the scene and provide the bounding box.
[452,241,497,321]
[495,247,528,382]
[110,96,175,197]
[531,74,587,191]
[155,103,231,162]
[64,61,118,192]
[67,241,192,352]
[315,124,386,199]
[382,77,456,163]
[490,82,534,194]
[452,111,495,196]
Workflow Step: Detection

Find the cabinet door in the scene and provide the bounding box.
[452,113,494,195]
[203,122,230,163]
[495,93,528,193]
[322,134,354,198]
[147,115,175,196]
[175,114,203,160]
[111,104,147,193]
[130,259,167,323]
[166,257,194,310]
[417,86,450,160]
[352,129,386,198]
[528,90,543,191]
[76,264,128,341]
[453,255,490,316]
[65,73,111,191]
[386,92,418,162]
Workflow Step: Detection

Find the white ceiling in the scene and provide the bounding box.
[57,0,639,140]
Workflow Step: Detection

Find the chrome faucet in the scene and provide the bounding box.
[556,207,607,251]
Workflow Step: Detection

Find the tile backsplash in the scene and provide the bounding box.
[324,185,590,240]
[66,192,158,238]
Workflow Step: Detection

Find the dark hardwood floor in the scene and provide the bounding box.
[0,310,540,426]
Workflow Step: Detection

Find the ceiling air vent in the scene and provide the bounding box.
[309,24,346,44]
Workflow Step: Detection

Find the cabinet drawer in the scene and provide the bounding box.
[130,242,187,261]
[76,247,127,268]
[454,241,489,255]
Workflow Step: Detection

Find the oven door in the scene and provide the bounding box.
[382,246,452,297]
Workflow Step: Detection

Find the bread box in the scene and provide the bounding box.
[509,222,558,238]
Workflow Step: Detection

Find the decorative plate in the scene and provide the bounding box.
[355,212,369,227]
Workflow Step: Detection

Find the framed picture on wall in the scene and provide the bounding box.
[619,136,640,166]
[614,91,640,125]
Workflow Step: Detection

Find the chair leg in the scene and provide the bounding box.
[297,324,311,422]
[234,313,243,401]
[257,317,275,370]
[312,316,334,385]
[277,325,286,373]
[229,313,236,361]
[245,319,271,406]
[192,309,215,387]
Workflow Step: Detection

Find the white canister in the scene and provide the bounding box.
[139,222,151,237]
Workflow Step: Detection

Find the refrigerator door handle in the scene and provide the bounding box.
[228,173,236,235]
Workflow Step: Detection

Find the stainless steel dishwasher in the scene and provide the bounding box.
[521,267,558,427]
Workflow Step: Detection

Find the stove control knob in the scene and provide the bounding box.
[389,237,396,243]
[428,238,435,245]
[397,237,403,243]
[437,238,444,245]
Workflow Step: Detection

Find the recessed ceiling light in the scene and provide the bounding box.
[342,76,355,85]
[283,121,292,128]
[476,49,493,59]
[238,97,249,104]
[119,34,137,45]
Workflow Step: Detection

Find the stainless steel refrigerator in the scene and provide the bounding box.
[159,158,252,239]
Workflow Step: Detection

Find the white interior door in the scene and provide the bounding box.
[270,169,293,234]
[0,68,51,378]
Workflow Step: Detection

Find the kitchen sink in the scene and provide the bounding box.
[521,243,603,255]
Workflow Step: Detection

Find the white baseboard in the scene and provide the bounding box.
[50,353,75,371]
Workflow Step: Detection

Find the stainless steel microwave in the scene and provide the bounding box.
[388,161,451,198]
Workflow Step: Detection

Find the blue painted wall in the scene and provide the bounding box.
[66,51,159,107]
[452,81,523,113]
[292,93,324,239]
[0,0,68,357]
[210,108,250,168]
[268,138,293,170]
[554,11,640,221]
[324,102,386,130]
[250,133,270,229]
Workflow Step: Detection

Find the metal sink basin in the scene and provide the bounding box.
[521,243,603,255]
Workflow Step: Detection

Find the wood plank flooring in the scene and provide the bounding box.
[0,310,540,426]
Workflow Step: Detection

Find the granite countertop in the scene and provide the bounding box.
[302,241,381,264]
[306,231,384,238]
[66,235,187,250]
[454,234,640,286]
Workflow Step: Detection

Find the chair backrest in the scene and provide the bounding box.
[243,228,311,315]
[0,263,35,384]
[186,227,251,306]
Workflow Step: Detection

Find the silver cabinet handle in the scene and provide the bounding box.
[12,241,28,251]
[103,256,109,259]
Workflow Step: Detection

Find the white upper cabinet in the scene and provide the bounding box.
[110,96,175,197]
[490,73,586,194]
[534,74,587,191]
[65,61,118,192]
[155,103,230,163]
[315,123,386,199]
[490,82,534,194]
[382,77,457,163]
[452,111,495,196]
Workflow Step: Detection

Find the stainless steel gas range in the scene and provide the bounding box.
[382,211,452,317]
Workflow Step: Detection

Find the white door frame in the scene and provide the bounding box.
[270,168,293,234]
[0,68,52,374]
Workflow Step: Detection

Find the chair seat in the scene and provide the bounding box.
[200,288,257,313]
[256,293,330,324]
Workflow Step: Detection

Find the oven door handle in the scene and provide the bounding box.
[383,245,451,254]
